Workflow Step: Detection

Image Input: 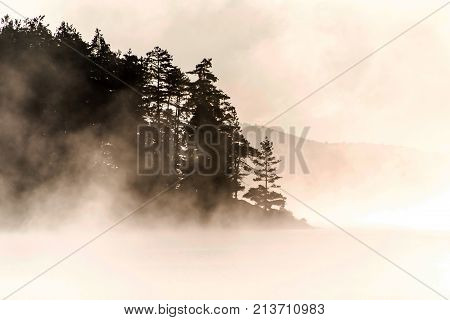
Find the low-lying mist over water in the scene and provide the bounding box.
[1,228,449,299]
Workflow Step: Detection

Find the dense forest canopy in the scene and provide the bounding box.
[0,16,296,223]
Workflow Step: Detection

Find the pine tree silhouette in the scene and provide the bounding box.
[143,47,173,126]
[165,65,190,181]
[244,137,286,212]
[226,106,254,199]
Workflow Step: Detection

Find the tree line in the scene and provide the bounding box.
[0,16,287,219]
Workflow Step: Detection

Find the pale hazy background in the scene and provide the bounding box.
[0,0,449,300]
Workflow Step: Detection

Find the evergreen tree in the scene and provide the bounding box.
[225,105,253,199]
[166,66,191,179]
[143,47,173,126]
[87,29,122,139]
[244,137,286,212]
[183,59,233,213]
[53,22,92,133]
[139,47,176,189]
[110,49,147,188]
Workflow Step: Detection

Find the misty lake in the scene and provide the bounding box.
[1,227,449,299]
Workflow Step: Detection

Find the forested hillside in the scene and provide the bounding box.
[0,16,300,225]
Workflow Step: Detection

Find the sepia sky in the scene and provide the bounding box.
[2,0,450,152]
